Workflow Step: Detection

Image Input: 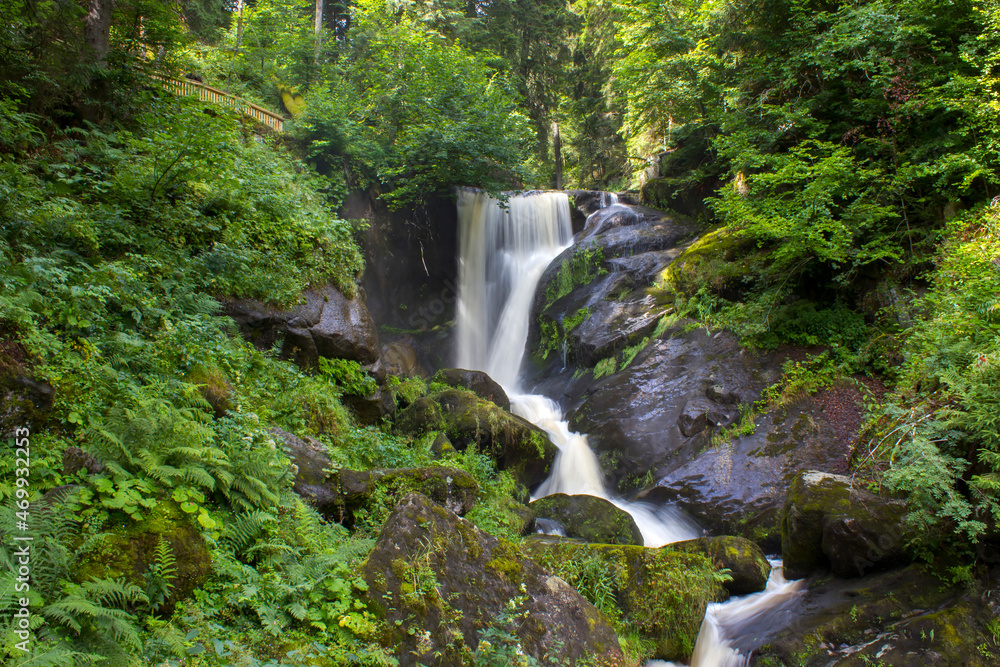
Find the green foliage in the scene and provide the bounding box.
[319,357,379,397]
[296,2,536,208]
[857,204,1000,553]
[593,357,617,379]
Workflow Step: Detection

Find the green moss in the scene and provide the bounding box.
[537,306,592,361]
[522,539,723,663]
[75,500,212,613]
[544,246,607,310]
[593,357,617,379]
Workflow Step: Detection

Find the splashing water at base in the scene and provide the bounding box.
[650,560,805,667]
[511,392,699,546]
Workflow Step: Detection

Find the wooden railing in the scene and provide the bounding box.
[152,74,285,132]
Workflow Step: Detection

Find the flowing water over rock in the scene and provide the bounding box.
[652,560,805,667]
[454,188,805,662]
[455,189,698,546]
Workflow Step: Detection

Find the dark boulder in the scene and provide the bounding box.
[528,494,643,545]
[362,493,623,666]
[782,470,912,579]
[272,425,478,524]
[431,368,510,411]
[752,564,993,667]
[272,427,340,511]
[395,388,556,489]
[220,284,380,368]
[62,446,106,476]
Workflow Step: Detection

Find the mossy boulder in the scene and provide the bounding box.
[394,388,557,489]
[668,535,771,596]
[272,427,341,511]
[528,493,643,545]
[75,500,212,616]
[330,466,479,526]
[752,564,994,666]
[782,470,911,579]
[272,426,478,524]
[521,536,726,662]
[431,368,510,411]
[362,493,623,666]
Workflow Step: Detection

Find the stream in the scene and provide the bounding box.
[453,189,805,666]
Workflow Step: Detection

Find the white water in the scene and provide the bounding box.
[454,189,806,665]
[454,189,698,547]
[654,560,805,667]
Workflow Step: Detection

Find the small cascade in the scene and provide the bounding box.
[599,191,619,208]
[454,189,698,547]
[652,560,805,667]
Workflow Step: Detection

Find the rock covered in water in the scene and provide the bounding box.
[667,535,771,596]
[394,388,556,489]
[431,368,510,411]
[528,493,643,545]
[520,535,726,662]
[782,470,912,579]
[363,493,623,666]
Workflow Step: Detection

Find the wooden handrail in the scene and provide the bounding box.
[151,74,285,132]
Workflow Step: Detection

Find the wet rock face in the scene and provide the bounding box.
[564,324,776,492]
[640,387,858,551]
[752,564,994,667]
[782,470,912,579]
[526,202,699,371]
[363,494,623,666]
[395,388,556,490]
[528,493,643,545]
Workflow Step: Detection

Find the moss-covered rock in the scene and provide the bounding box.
[521,535,726,662]
[752,564,994,667]
[75,500,212,616]
[782,470,911,579]
[332,466,479,526]
[668,535,771,596]
[431,368,510,411]
[529,493,643,545]
[362,493,623,666]
[394,388,557,489]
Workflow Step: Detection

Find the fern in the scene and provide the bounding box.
[144,536,178,614]
[222,510,277,553]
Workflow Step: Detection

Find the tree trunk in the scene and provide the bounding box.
[314,0,323,63]
[552,122,563,190]
[235,0,245,50]
[84,0,114,66]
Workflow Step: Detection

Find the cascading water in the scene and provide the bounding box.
[454,188,806,666]
[454,188,698,547]
[654,561,805,667]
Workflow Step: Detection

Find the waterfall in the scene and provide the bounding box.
[454,188,698,546]
[456,189,572,388]
[454,189,806,666]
